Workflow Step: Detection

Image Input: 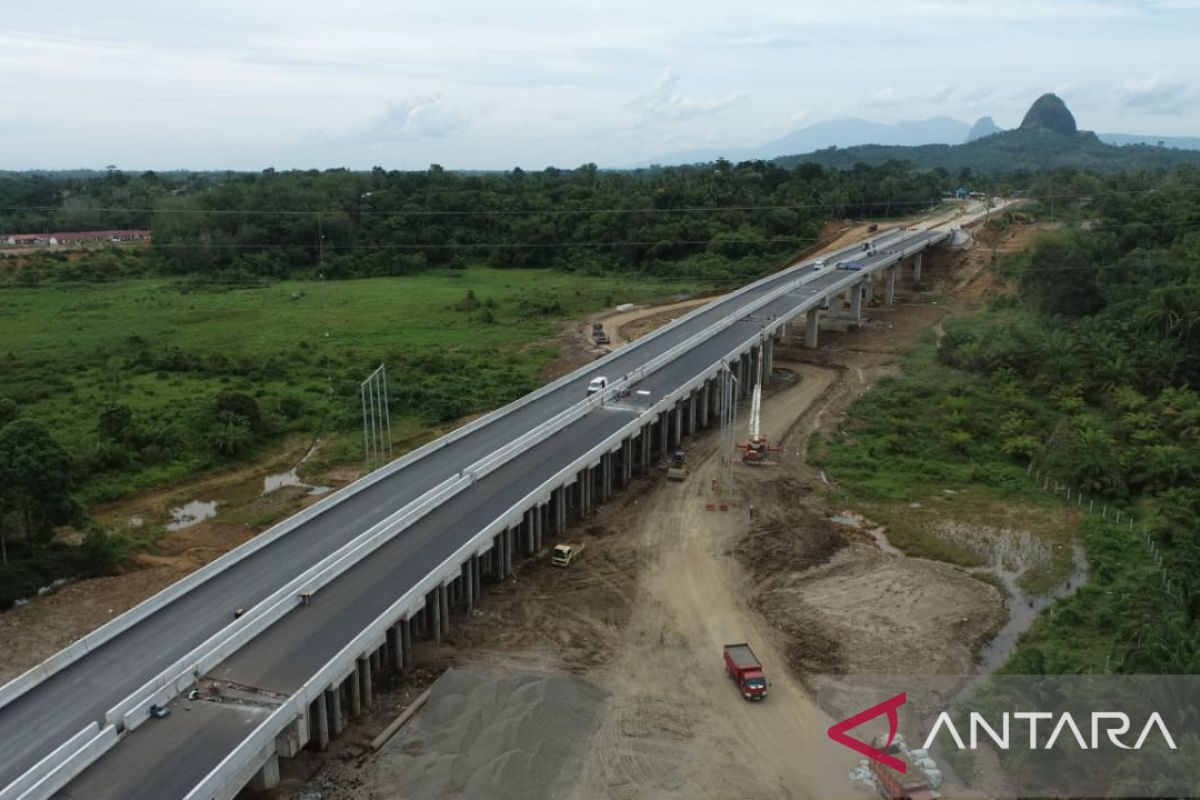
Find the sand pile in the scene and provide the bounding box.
[373,668,607,800]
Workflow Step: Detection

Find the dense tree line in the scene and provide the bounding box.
[936,165,1200,672]
[3,161,953,283]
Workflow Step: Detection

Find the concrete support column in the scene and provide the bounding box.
[699,381,710,427]
[360,655,373,710]
[439,583,450,638]
[326,685,343,737]
[524,509,535,554]
[431,588,442,643]
[687,391,697,435]
[474,554,482,603]
[780,321,792,347]
[659,413,669,459]
[465,558,475,609]
[312,696,330,751]
[805,308,820,349]
[623,438,633,483]
[913,252,923,284]
[641,425,651,469]
[764,338,774,380]
[251,752,280,790]
[885,266,896,304]
[822,294,831,310]
[672,404,682,445]
[599,454,610,501]
[349,661,363,717]
[387,626,401,673]
[402,617,414,671]
[850,282,863,323]
[843,287,854,313]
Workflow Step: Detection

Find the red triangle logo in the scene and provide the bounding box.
[826,691,908,773]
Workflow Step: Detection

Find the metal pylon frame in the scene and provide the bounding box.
[361,363,393,471]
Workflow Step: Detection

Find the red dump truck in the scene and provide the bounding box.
[869,736,939,800]
[722,643,768,700]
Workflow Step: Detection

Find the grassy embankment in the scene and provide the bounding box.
[0,267,704,506]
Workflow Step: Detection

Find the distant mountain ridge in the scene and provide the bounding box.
[770,95,1200,174]
[643,94,1200,167]
[642,117,970,166]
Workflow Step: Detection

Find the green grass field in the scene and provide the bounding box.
[0,267,706,503]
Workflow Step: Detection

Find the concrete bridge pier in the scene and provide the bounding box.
[885,265,896,304]
[865,279,875,305]
[401,616,414,671]
[763,337,774,380]
[822,293,831,310]
[913,252,923,284]
[658,412,669,460]
[311,695,330,751]
[699,381,711,425]
[641,424,652,469]
[622,438,633,484]
[431,587,443,642]
[326,685,343,738]
[672,403,682,445]
[464,557,475,609]
[686,392,697,435]
[439,583,451,638]
[359,654,373,711]
[805,307,820,348]
[386,626,401,676]
[850,282,863,324]
[250,751,280,791]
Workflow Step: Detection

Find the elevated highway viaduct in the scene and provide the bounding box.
[0,206,1002,800]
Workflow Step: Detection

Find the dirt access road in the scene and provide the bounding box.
[567,366,867,800]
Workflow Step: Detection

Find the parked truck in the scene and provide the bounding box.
[722,643,768,700]
[869,736,940,800]
[551,542,585,567]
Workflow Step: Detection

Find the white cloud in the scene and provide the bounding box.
[1116,73,1195,115]
[627,68,747,122]
[362,95,471,142]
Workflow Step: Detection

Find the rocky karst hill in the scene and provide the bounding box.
[1019,93,1078,135]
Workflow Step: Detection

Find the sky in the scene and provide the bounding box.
[1,0,1198,170]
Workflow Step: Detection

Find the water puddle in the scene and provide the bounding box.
[166,500,219,531]
[831,511,904,557]
[262,440,328,496]
[971,542,1087,676]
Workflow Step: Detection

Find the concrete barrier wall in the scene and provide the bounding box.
[0,237,836,720]
[106,475,472,732]
[21,228,924,799]
[1,724,117,800]
[0,724,98,800]
[181,299,826,800]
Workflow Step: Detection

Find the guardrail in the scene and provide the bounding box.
[0,230,832,721]
[0,218,888,725]
[182,293,817,800]
[8,225,939,800]
[4,231,852,800]
[0,723,117,800]
[103,474,472,733]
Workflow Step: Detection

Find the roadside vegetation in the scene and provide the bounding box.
[818,165,1200,674]
[0,266,698,607]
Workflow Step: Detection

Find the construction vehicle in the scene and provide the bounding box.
[667,449,688,480]
[591,322,610,345]
[551,542,585,567]
[722,643,768,700]
[867,223,879,232]
[869,736,940,800]
[737,343,782,466]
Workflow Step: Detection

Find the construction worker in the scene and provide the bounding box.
[748,504,755,520]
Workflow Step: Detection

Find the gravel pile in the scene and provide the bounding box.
[374,668,607,800]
